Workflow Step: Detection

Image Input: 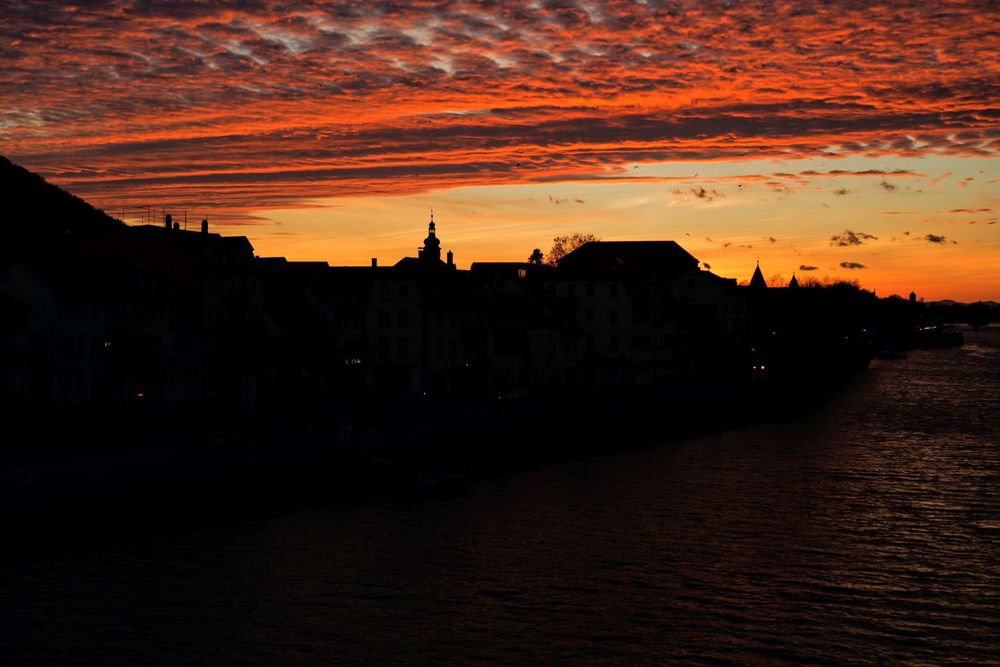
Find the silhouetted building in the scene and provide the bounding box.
[543,241,737,384]
[418,215,442,264]
[740,261,877,384]
[0,156,893,454]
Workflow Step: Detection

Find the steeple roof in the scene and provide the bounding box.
[418,214,442,263]
[749,261,767,288]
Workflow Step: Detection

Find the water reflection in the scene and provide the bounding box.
[2,329,998,664]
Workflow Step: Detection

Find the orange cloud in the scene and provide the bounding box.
[1,1,997,224]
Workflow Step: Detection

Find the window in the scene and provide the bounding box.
[398,310,409,327]
[377,338,389,357]
[396,339,408,359]
[436,339,445,359]
[398,285,409,300]
[586,284,595,298]
[610,309,619,325]
[379,284,390,300]
[449,339,458,358]
[609,334,619,351]
[610,284,619,297]
[378,310,390,328]
[586,309,594,324]
[567,284,576,297]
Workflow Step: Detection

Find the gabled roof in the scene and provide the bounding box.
[749,263,767,288]
[470,261,528,273]
[696,270,739,287]
[469,262,539,285]
[556,241,699,280]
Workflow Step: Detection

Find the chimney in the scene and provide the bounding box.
[446,250,454,267]
[165,213,172,229]
[371,257,378,268]
[173,222,180,231]
[201,218,208,234]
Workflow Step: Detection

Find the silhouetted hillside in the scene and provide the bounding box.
[0,155,123,254]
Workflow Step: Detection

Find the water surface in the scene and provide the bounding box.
[2,329,998,664]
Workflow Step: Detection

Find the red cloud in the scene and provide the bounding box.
[1,0,997,225]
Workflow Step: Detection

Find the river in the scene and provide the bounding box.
[2,327,998,664]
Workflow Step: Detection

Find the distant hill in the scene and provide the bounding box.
[0,155,123,254]
[931,299,999,307]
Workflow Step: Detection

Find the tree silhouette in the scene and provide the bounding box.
[528,248,544,265]
[547,233,600,265]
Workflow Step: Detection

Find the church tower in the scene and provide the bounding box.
[749,260,767,288]
[418,213,441,263]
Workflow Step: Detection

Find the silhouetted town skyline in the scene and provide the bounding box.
[2,157,991,438]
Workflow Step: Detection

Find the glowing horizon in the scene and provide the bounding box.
[2,1,997,300]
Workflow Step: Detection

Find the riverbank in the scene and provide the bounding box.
[2,348,877,543]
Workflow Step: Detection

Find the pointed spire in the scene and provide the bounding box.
[749,261,767,288]
[788,273,799,288]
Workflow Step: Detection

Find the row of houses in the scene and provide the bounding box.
[1,215,875,424]
[2,217,261,418]
[255,219,752,405]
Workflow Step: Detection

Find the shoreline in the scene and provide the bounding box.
[3,357,871,545]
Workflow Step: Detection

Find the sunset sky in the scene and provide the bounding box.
[2,1,997,300]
